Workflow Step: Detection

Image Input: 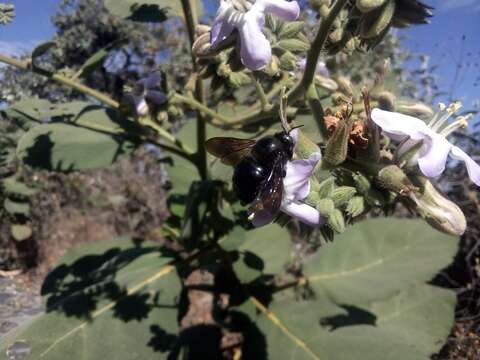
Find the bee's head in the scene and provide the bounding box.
[275,131,295,158]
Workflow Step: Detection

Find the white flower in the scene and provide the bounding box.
[371,103,480,186]
[211,0,300,70]
[250,130,325,227]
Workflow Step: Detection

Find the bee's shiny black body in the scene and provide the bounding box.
[233,132,294,204]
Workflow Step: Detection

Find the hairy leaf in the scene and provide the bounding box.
[0,238,181,359]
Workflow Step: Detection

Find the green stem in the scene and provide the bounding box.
[0,52,195,160]
[306,84,328,139]
[181,0,208,180]
[172,93,230,124]
[0,53,119,108]
[251,73,271,110]
[287,0,348,103]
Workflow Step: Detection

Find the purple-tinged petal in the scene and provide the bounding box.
[450,146,480,186]
[371,108,430,141]
[210,1,235,46]
[290,128,299,143]
[211,20,235,47]
[145,90,167,105]
[143,73,162,89]
[283,152,321,201]
[238,12,271,70]
[417,134,452,178]
[260,0,300,21]
[136,98,149,116]
[281,201,324,226]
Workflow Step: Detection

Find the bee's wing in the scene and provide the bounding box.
[205,137,256,166]
[248,157,285,226]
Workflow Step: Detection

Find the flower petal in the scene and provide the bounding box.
[145,90,167,105]
[142,73,162,89]
[283,152,321,201]
[260,0,300,21]
[136,98,149,116]
[238,12,271,70]
[211,1,235,46]
[371,108,430,141]
[281,201,324,226]
[450,146,480,186]
[417,133,452,178]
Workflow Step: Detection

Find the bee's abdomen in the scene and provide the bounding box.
[233,157,269,204]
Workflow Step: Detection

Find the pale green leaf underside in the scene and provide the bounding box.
[250,284,455,360]
[1,238,180,360]
[304,218,458,304]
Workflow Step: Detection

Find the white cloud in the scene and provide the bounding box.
[439,0,480,12]
[0,40,42,68]
[0,40,40,57]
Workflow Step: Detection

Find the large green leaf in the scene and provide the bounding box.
[241,284,455,360]
[16,106,141,171]
[1,238,181,359]
[231,224,292,283]
[234,218,458,359]
[303,218,458,304]
[104,0,203,21]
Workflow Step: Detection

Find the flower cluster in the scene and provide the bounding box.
[210,0,300,70]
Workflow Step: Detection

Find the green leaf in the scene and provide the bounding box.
[303,218,458,304]
[16,106,141,171]
[235,219,458,359]
[0,237,181,359]
[10,224,32,241]
[74,48,109,79]
[4,198,30,215]
[31,41,56,75]
[104,0,202,21]
[242,284,455,360]
[231,224,291,283]
[2,177,37,197]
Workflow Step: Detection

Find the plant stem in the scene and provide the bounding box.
[0,52,195,160]
[181,0,208,180]
[172,93,230,124]
[0,53,119,108]
[287,0,348,103]
[251,73,271,110]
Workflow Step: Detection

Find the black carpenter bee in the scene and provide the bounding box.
[205,129,296,223]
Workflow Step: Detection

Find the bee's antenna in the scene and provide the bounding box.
[280,86,291,133]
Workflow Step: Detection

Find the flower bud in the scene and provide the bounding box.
[397,102,434,119]
[316,198,335,217]
[331,186,357,207]
[346,196,365,217]
[356,0,387,13]
[360,0,395,39]
[327,209,346,233]
[377,91,396,111]
[410,179,466,236]
[336,76,354,97]
[324,118,352,166]
[376,165,416,195]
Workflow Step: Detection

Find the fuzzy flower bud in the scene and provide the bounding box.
[410,178,466,236]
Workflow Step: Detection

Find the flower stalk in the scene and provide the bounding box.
[287,0,349,103]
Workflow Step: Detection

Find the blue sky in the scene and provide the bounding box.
[1,0,479,111]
